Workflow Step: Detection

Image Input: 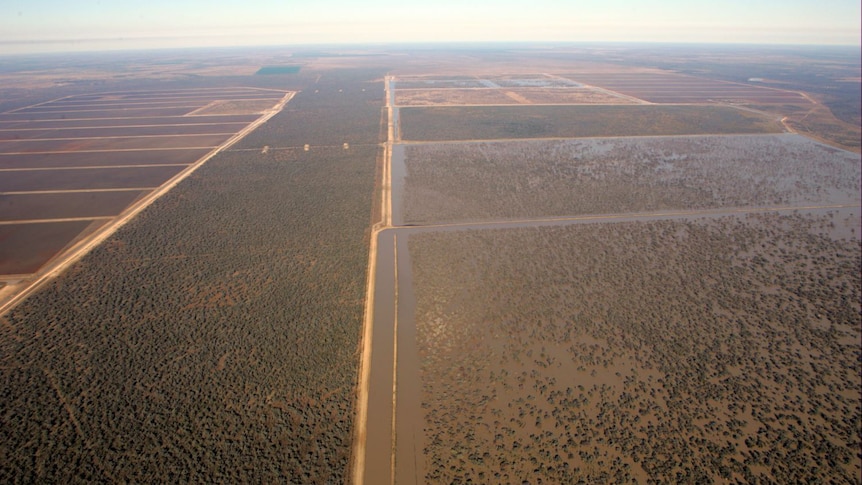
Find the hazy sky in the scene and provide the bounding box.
[2,0,860,54]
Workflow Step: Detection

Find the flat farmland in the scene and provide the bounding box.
[0,107,203,121]
[0,122,250,140]
[0,134,233,153]
[0,114,258,130]
[395,88,636,106]
[398,135,861,225]
[0,86,291,302]
[395,75,582,89]
[512,88,636,105]
[0,190,148,220]
[0,148,213,169]
[487,76,582,88]
[393,74,636,107]
[568,72,811,104]
[394,78,488,89]
[0,221,98,274]
[399,105,783,141]
[396,88,523,106]
[0,166,185,192]
[189,99,285,115]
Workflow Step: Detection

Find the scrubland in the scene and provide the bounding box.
[0,64,384,483]
[409,213,861,483]
[402,135,861,224]
[399,105,782,141]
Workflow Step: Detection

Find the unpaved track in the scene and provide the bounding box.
[0,216,114,225]
[0,91,294,318]
[351,75,394,485]
[393,203,861,233]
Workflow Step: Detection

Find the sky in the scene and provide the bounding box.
[1,0,860,54]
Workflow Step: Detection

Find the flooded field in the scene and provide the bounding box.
[398,105,782,141]
[401,135,861,224]
[395,88,636,106]
[406,213,861,483]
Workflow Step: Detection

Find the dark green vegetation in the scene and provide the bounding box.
[402,135,861,224]
[256,65,302,75]
[0,58,386,481]
[0,146,378,483]
[410,214,861,483]
[399,105,782,141]
[236,68,386,148]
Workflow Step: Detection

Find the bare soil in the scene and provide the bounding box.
[186,99,283,116]
[0,220,96,274]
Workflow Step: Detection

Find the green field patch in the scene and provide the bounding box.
[256,65,302,75]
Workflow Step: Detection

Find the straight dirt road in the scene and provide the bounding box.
[352,75,394,485]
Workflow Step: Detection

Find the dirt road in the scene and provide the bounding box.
[351,75,394,485]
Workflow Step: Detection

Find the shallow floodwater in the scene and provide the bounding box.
[363,228,424,485]
[394,233,422,485]
[363,231,396,485]
[390,144,406,226]
[389,78,400,141]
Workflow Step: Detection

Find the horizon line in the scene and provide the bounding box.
[1,38,860,57]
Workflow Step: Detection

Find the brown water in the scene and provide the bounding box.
[394,233,423,485]
[363,229,425,485]
[363,230,396,485]
[390,144,406,227]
